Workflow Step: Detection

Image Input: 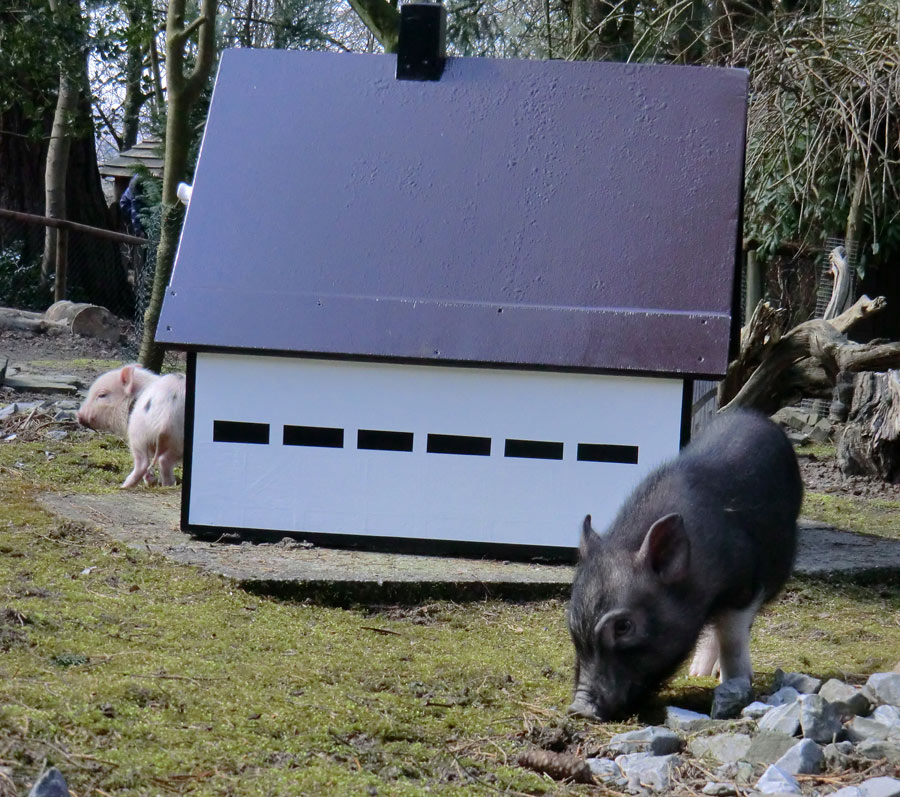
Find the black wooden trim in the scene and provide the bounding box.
[427,433,491,456]
[181,522,577,564]
[181,352,197,531]
[214,420,270,445]
[504,438,564,460]
[576,443,639,464]
[680,378,693,448]
[357,429,414,452]
[283,425,344,448]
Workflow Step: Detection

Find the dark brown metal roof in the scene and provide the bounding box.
[157,50,748,376]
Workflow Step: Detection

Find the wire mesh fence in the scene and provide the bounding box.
[0,209,155,355]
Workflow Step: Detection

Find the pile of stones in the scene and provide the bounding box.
[772,407,838,446]
[585,670,900,795]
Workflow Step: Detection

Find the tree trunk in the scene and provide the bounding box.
[41,0,79,292]
[1,1,132,316]
[844,162,866,264]
[837,371,900,482]
[121,0,148,150]
[138,0,216,372]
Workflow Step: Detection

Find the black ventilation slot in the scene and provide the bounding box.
[504,438,564,460]
[358,429,414,452]
[427,433,491,457]
[283,425,344,448]
[577,443,639,464]
[213,420,270,445]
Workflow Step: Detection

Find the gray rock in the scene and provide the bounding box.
[745,731,801,765]
[46,430,68,441]
[0,401,41,419]
[665,706,715,732]
[819,679,872,718]
[28,767,69,797]
[799,693,843,743]
[690,734,752,764]
[772,738,824,775]
[702,783,737,796]
[608,726,683,756]
[714,761,754,785]
[712,677,753,720]
[824,741,856,769]
[758,700,801,736]
[865,673,900,707]
[586,757,619,781]
[845,716,897,743]
[615,753,681,793]
[742,701,773,720]
[755,764,801,794]
[872,705,900,727]
[766,686,801,706]
[772,407,812,431]
[773,669,822,694]
[856,738,900,764]
[829,777,900,797]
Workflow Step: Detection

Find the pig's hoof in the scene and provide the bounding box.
[567,699,599,720]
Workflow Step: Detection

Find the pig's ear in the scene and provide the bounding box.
[637,513,689,584]
[120,365,137,394]
[579,514,601,558]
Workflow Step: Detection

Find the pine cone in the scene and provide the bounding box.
[517,748,595,784]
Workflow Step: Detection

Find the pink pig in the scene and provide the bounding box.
[78,364,186,488]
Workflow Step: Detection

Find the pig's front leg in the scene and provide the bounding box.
[713,594,763,682]
[689,626,719,677]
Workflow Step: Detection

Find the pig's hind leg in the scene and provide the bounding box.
[689,626,720,677]
[155,436,178,487]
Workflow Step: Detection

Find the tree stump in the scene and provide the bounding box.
[837,370,900,482]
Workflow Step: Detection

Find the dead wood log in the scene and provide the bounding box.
[43,301,124,343]
[717,300,788,408]
[0,308,67,335]
[823,246,853,321]
[720,294,898,415]
[837,370,900,481]
[0,301,124,342]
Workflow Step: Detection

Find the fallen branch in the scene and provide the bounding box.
[720,294,896,414]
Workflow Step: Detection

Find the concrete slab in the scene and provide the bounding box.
[37,492,900,604]
[4,373,81,395]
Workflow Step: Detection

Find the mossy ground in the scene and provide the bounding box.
[1,412,900,794]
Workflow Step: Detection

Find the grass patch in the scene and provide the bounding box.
[1,431,152,493]
[803,492,900,540]
[2,426,900,793]
[795,441,837,461]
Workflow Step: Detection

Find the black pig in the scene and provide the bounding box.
[567,409,802,721]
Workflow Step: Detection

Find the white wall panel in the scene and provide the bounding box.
[187,353,686,551]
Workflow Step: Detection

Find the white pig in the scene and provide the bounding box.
[78,365,185,488]
[77,364,158,437]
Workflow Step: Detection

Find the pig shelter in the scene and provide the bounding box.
[157,43,748,561]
